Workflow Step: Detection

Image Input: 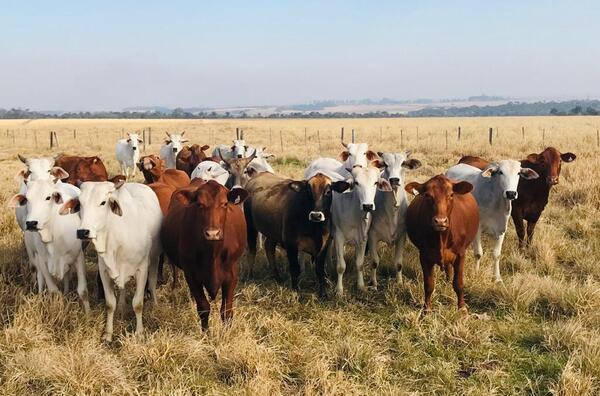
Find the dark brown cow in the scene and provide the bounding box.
[176,144,211,176]
[161,180,248,330]
[405,175,479,313]
[244,172,350,296]
[457,155,491,170]
[459,147,576,247]
[54,155,109,185]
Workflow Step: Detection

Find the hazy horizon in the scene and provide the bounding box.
[2,1,599,111]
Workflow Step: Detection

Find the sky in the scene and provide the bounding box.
[1,0,599,111]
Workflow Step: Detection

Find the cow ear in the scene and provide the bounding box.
[519,168,539,180]
[377,151,384,157]
[453,181,473,195]
[246,167,257,178]
[52,192,63,204]
[17,154,28,164]
[108,197,123,216]
[49,167,69,182]
[371,159,385,169]
[113,179,125,189]
[289,181,306,192]
[340,151,350,161]
[109,175,127,184]
[201,145,210,151]
[561,152,576,162]
[377,178,393,192]
[526,153,540,163]
[59,198,80,215]
[8,194,27,208]
[366,150,378,161]
[174,189,197,205]
[228,188,248,205]
[404,181,424,195]
[331,181,351,193]
[481,166,498,178]
[137,162,144,171]
[402,159,422,170]
[14,169,30,184]
[138,138,143,143]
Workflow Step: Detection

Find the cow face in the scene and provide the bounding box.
[405,175,473,232]
[15,155,61,185]
[290,174,350,222]
[174,181,248,241]
[61,181,124,245]
[165,132,188,155]
[246,146,275,175]
[231,139,247,158]
[376,151,422,187]
[126,133,143,152]
[340,143,378,169]
[219,149,257,188]
[138,155,162,172]
[351,165,392,213]
[481,160,538,200]
[72,157,107,184]
[526,147,576,186]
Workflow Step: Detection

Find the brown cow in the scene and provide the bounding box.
[218,149,257,188]
[138,155,190,187]
[53,155,109,185]
[459,147,576,247]
[405,175,479,313]
[244,172,350,296]
[176,144,211,176]
[161,180,248,330]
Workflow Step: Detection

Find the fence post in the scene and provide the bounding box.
[269,128,272,146]
[317,130,321,153]
[50,131,54,148]
[542,128,545,145]
[416,126,419,142]
[73,129,76,139]
[445,130,448,150]
[496,127,499,138]
[304,127,307,146]
[148,127,152,145]
[142,129,147,152]
[12,131,15,145]
[279,130,283,152]
[380,126,382,140]
[400,129,403,147]
[457,126,461,141]
[34,130,38,148]
[522,126,525,139]
[488,127,493,145]
[597,129,599,147]
[341,127,344,143]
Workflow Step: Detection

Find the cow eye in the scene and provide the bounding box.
[100,201,106,206]
[45,196,51,201]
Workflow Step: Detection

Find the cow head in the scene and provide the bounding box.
[340,143,378,169]
[289,173,350,222]
[525,147,576,186]
[138,154,163,172]
[480,160,538,201]
[60,180,125,251]
[405,175,473,232]
[219,149,256,187]
[231,139,247,158]
[245,146,275,175]
[71,156,108,185]
[126,133,143,152]
[15,154,61,184]
[350,164,392,214]
[173,180,248,241]
[165,132,188,155]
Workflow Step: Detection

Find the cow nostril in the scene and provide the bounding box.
[172,148,177,153]
[389,178,400,186]
[132,147,137,151]
[505,191,517,200]
[204,229,222,240]
[433,217,448,226]
[25,221,38,230]
[237,155,243,158]
[362,204,374,212]
[76,229,90,239]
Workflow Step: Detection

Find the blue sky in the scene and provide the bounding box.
[1,0,599,110]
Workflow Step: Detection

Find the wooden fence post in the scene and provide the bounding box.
[142,129,147,152]
[34,130,38,148]
[269,128,272,146]
[341,127,344,143]
[280,130,283,152]
[597,129,599,147]
[380,126,382,140]
[522,126,525,139]
[445,130,448,150]
[416,126,419,142]
[542,128,545,145]
[458,126,461,141]
[148,127,152,145]
[304,127,307,146]
[488,127,493,145]
[73,129,76,139]
[317,130,321,153]
[50,131,54,148]
[400,129,403,147]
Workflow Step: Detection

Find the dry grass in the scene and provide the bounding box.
[0,117,599,395]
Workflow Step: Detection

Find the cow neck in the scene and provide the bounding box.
[379,188,405,239]
[522,161,553,195]
[436,229,452,267]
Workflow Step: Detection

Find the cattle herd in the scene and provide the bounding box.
[8,130,576,341]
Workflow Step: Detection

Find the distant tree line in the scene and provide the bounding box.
[407,100,600,117]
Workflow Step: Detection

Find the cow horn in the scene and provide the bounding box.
[165,132,171,138]
[181,131,185,136]
[218,149,231,166]
[113,178,126,189]
[17,154,27,164]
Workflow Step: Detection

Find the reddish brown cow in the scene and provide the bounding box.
[161,181,248,330]
[405,175,479,313]
[176,144,211,176]
[55,155,109,185]
[459,147,576,247]
[138,155,190,187]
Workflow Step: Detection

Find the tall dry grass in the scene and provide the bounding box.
[0,117,598,395]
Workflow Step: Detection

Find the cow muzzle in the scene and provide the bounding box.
[309,211,325,222]
[389,177,400,187]
[432,217,449,231]
[236,154,243,158]
[77,229,90,240]
[25,221,38,231]
[172,147,178,153]
[204,228,223,241]
[362,204,374,212]
[505,191,518,200]
[547,176,559,185]
[132,147,137,151]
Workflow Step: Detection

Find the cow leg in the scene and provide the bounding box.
[368,236,380,289]
[96,271,105,301]
[170,262,179,290]
[265,239,281,282]
[453,255,467,314]
[420,256,435,313]
[157,253,166,286]
[147,251,159,304]
[512,211,526,249]
[132,265,149,337]
[334,233,346,297]
[492,233,505,283]
[75,252,90,314]
[315,243,330,298]
[472,228,483,271]
[36,265,45,294]
[99,265,116,342]
[355,240,368,292]
[62,268,70,295]
[286,247,301,291]
[184,271,211,330]
[526,220,538,246]
[37,250,59,294]
[220,274,238,324]
[245,211,258,278]
[393,233,407,285]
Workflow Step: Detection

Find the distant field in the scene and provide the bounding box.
[0,117,599,394]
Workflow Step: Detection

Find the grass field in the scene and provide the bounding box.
[0,117,599,395]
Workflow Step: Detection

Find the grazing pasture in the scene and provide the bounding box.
[0,117,599,395]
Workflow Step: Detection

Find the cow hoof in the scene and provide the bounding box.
[101,332,113,343]
[458,306,469,317]
[494,278,504,285]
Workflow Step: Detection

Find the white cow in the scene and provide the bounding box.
[10,178,89,312]
[61,181,162,342]
[446,161,538,282]
[304,142,377,181]
[246,147,275,174]
[212,139,247,161]
[367,151,421,288]
[190,160,230,185]
[159,132,188,168]
[115,133,143,179]
[329,165,392,296]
